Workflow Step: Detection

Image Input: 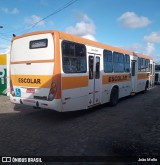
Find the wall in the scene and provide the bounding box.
[0,54,7,95]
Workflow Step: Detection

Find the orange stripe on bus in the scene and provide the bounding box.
[53,32,61,99]
[102,74,130,84]
[10,59,54,64]
[12,30,153,60]
[59,31,133,56]
[62,76,88,90]
[11,75,52,88]
[12,30,55,40]
[137,73,149,79]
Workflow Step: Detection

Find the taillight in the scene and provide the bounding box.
[48,81,57,101]
[10,80,15,96]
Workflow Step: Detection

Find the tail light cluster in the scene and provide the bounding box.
[48,80,57,101]
[10,80,15,96]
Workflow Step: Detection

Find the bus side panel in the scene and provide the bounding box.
[102,83,111,104]
[137,73,149,92]
[60,39,89,112]
[102,73,132,103]
[61,75,88,111]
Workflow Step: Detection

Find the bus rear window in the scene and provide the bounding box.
[29,39,48,49]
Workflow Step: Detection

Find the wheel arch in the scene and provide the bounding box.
[110,85,119,96]
[109,84,120,106]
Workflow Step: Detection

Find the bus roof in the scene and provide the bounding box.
[12,30,153,60]
[133,52,153,60]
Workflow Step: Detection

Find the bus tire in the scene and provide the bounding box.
[109,87,119,106]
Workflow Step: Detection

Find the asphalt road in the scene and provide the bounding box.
[0,86,160,165]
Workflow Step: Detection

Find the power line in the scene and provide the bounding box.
[2,0,78,35]
[0,0,78,52]
[28,0,78,31]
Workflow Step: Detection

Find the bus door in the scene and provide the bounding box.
[88,54,101,106]
[131,60,137,92]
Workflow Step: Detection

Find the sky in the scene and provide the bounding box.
[0,0,160,64]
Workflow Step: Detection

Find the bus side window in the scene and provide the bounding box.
[138,57,141,72]
[155,65,160,71]
[103,50,113,73]
[62,40,87,73]
[146,59,150,72]
[125,54,130,72]
[141,58,146,72]
[113,52,124,73]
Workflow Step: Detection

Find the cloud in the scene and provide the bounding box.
[0,44,10,54]
[74,12,90,22]
[1,7,19,14]
[24,15,45,27]
[11,8,19,14]
[153,55,160,64]
[40,0,49,6]
[0,44,8,50]
[145,42,155,55]
[48,20,54,26]
[124,43,143,52]
[66,21,95,36]
[143,31,160,63]
[81,34,96,41]
[1,7,8,13]
[66,13,96,41]
[144,32,160,44]
[117,12,151,28]
[144,42,160,64]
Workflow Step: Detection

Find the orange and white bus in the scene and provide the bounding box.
[10,30,155,112]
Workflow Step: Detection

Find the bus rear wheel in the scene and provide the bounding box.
[109,87,119,106]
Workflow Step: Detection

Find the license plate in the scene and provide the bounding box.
[26,88,35,93]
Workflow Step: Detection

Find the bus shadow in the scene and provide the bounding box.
[13,103,102,123]
[13,91,146,124]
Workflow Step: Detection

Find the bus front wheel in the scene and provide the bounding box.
[109,87,119,106]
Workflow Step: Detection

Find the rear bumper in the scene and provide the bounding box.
[10,94,62,112]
